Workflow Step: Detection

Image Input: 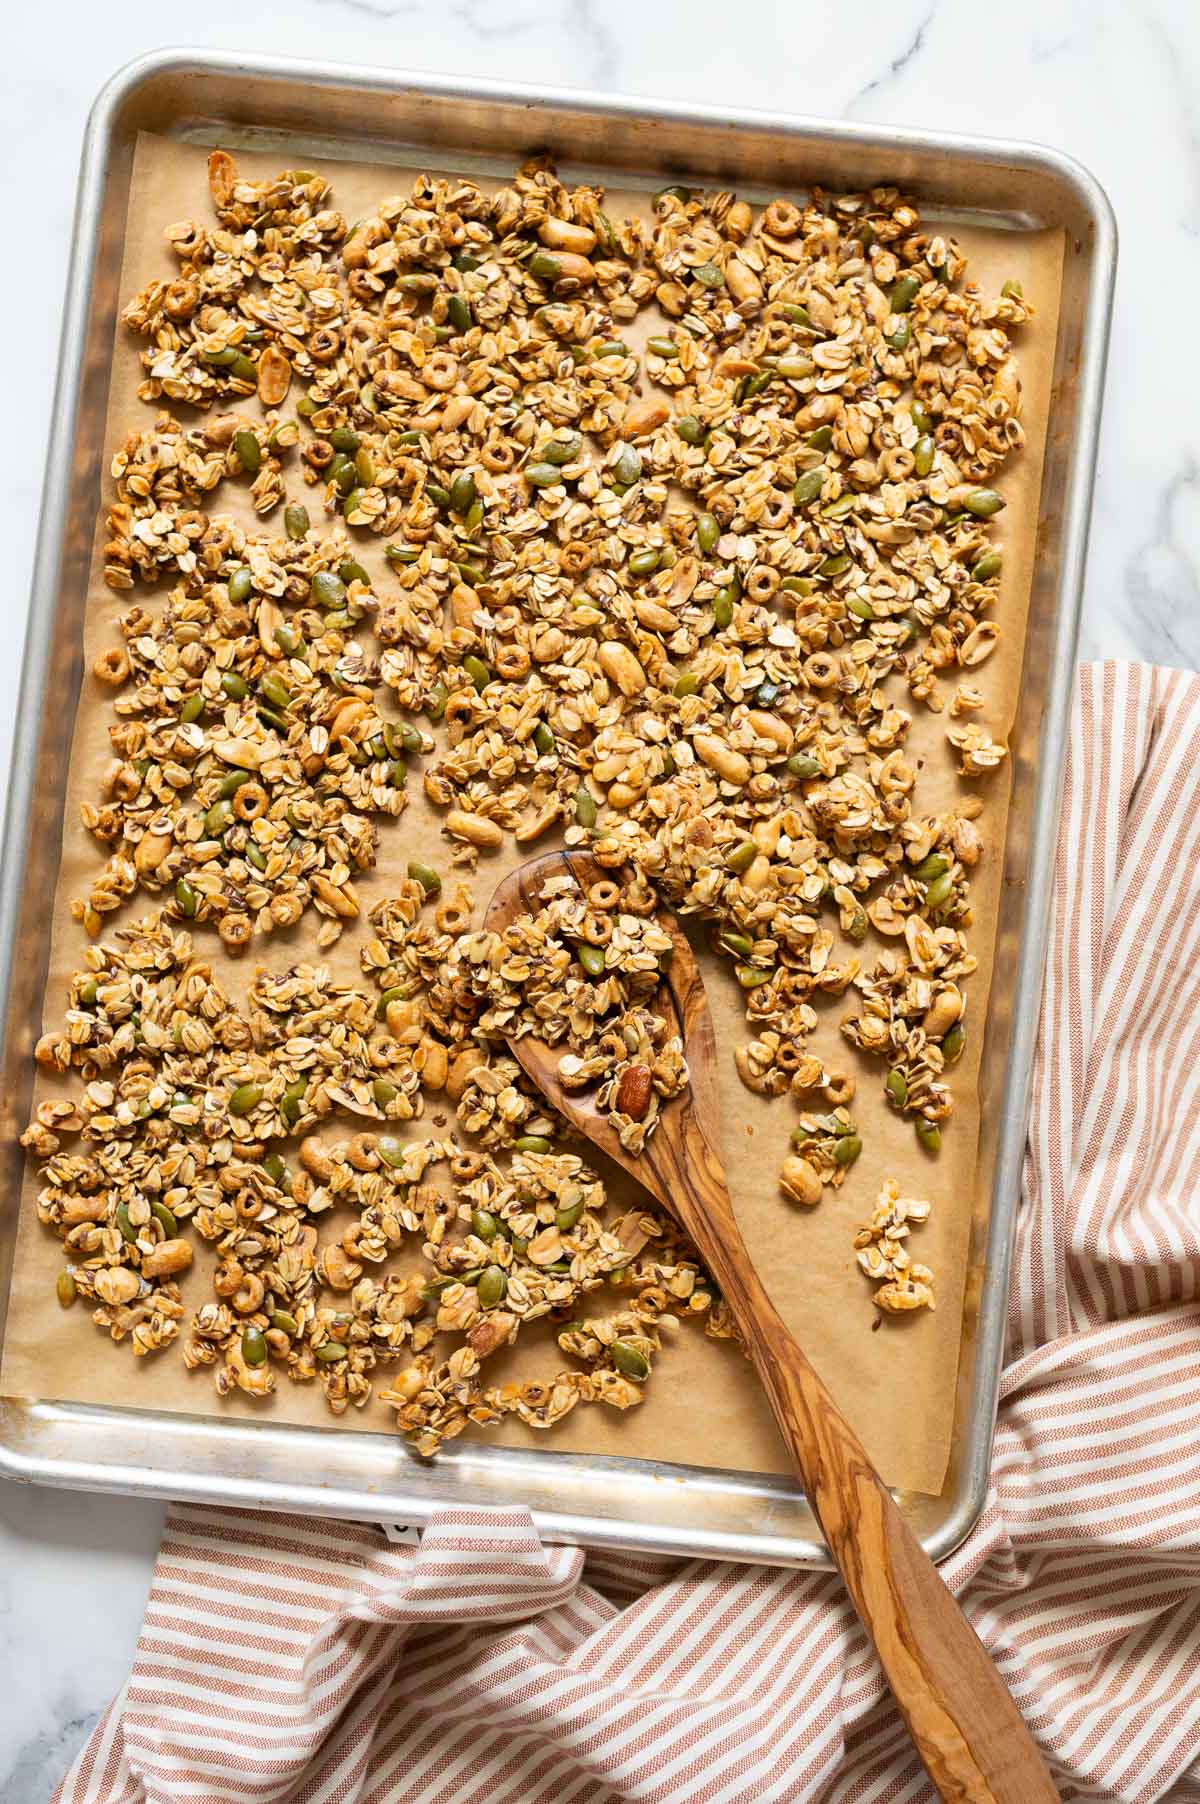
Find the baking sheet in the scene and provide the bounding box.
[0,133,1065,1496]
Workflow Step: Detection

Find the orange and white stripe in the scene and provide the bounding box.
[54,664,1200,1804]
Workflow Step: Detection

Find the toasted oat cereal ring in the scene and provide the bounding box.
[346,270,379,304]
[744,565,780,602]
[823,1071,857,1106]
[480,436,515,473]
[443,692,478,729]
[232,781,268,822]
[621,879,658,916]
[422,352,459,391]
[201,520,236,560]
[308,326,342,364]
[587,880,621,911]
[164,279,200,321]
[763,198,802,238]
[776,1044,804,1073]
[218,912,253,951]
[580,911,613,946]
[93,647,131,686]
[804,651,840,689]
[560,540,594,576]
[435,896,471,935]
[450,1150,485,1181]
[304,438,334,470]
[269,892,303,928]
[494,645,531,680]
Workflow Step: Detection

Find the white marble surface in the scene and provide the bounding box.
[1,0,1196,1792]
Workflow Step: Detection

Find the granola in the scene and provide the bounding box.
[853,1179,935,1312]
[26,146,1037,1439]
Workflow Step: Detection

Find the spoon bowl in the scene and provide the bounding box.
[486,846,1058,1803]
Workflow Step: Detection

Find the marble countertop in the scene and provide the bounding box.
[1,0,1194,1792]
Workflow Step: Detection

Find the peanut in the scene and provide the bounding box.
[694,733,751,787]
[726,257,763,311]
[134,831,172,875]
[598,642,647,697]
[780,1155,823,1207]
[418,1037,449,1091]
[539,216,597,255]
[95,1267,140,1306]
[747,710,793,751]
[311,875,359,919]
[445,809,504,849]
[445,1045,486,1102]
[256,344,291,406]
[623,397,670,438]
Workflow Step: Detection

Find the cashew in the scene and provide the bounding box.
[440,394,476,431]
[387,1366,427,1403]
[725,200,753,240]
[514,801,560,844]
[542,251,595,285]
[141,1238,194,1279]
[232,1272,266,1314]
[299,1137,334,1181]
[329,699,370,742]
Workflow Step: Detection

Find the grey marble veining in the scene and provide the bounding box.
[3,0,1199,1791]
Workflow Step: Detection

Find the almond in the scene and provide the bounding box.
[616,1064,653,1121]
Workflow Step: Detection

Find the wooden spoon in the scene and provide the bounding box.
[487,847,1057,1803]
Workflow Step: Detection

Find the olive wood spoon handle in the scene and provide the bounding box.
[487,850,1057,1804]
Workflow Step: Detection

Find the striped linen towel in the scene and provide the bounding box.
[54,662,1200,1804]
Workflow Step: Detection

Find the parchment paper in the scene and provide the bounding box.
[0,134,1066,1495]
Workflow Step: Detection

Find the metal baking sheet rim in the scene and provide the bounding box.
[0,49,1117,1567]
